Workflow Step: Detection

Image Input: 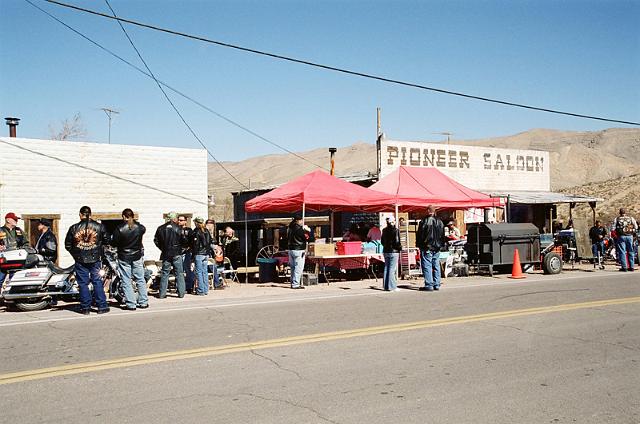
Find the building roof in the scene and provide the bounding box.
[232,172,376,195]
[486,190,602,204]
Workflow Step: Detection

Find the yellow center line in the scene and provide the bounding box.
[1,296,639,386]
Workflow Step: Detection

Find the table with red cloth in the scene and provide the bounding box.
[306,253,384,283]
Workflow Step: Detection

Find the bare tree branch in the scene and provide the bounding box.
[49,112,87,140]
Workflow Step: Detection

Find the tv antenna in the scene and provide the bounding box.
[432,132,454,145]
[100,107,120,144]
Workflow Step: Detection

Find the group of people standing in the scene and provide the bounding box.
[590,208,638,272]
[0,207,238,315]
[153,212,227,299]
[378,205,445,293]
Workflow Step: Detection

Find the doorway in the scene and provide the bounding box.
[21,214,61,265]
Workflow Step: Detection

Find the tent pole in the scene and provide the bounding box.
[330,210,334,243]
[244,210,248,284]
[395,204,399,280]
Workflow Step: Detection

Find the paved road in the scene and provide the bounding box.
[1,272,638,423]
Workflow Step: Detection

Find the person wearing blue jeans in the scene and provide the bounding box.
[118,258,149,309]
[614,208,638,272]
[64,206,110,314]
[191,217,214,295]
[159,256,186,297]
[589,220,607,263]
[381,217,401,291]
[111,209,149,310]
[154,212,187,298]
[288,214,310,289]
[75,261,109,312]
[416,206,445,291]
[617,235,636,271]
[420,250,441,290]
[206,219,224,290]
[194,254,209,295]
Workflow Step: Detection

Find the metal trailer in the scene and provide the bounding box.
[465,223,562,276]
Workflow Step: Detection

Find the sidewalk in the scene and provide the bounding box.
[146,259,625,303]
[0,261,627,325]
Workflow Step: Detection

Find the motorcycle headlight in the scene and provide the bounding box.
[98,269,106,277]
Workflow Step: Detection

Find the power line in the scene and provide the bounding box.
[43,0,639,127]
[0,138,207,206]
[24,0,328,171]
[101,0,248,190]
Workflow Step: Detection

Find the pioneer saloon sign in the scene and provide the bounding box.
[380,139,550,192]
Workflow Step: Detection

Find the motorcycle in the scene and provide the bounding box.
[0,248,78,312]
[0,246,126,312]
[101,245,125,305]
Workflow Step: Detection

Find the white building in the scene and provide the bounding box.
[0,137,208,266]
[378,137,598,231]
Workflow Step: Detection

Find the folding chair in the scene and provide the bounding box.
[218,257,239,285]
[207,258,221,289]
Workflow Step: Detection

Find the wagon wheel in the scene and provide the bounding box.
[256,245,279,262]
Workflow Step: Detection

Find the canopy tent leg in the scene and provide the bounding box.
[244,210,248,284]
[330,210,334,243]
[395,204,399,280]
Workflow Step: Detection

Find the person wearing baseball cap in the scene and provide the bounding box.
[0,213,28,251]
[0,212,30,285]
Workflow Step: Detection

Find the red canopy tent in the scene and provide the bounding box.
[369,166,501,211]
[245,169,396,213]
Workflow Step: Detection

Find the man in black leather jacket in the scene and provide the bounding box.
[111,208,148,310]
[381,217,402,291]
[287,214,310,289]
[154,212,186,298]
[64,206,110,314]
[416,205,445,291]
[178,215,196,293]
[191,217,212,295]
[36,218,57,263]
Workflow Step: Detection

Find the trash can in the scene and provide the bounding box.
[257,258,278,283]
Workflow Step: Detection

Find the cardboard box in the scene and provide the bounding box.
[308,243,336,256]
[302,273,319,286]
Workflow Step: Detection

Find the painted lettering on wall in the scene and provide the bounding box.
[482,153,544,172]
[388,146,471,168]
[380,140,550,191]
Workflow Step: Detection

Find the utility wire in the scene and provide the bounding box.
[100,0,248,190]
[44,0,639,127]
[25,0,327,172]
[0,138,207,206]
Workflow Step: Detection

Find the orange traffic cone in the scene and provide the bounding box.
[509,248,526,279]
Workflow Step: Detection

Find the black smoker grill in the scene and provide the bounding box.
[466,223,541,273]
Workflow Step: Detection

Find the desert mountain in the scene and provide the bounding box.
[208,128,640,220]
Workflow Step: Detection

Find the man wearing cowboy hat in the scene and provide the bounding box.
[0,212,30,285]
[35,218,58,263]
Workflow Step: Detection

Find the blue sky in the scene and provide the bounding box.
[1,0,638,161]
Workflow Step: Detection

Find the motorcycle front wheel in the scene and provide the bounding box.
[14,298,51,312]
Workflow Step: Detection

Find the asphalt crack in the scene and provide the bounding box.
[482,321,639,352]
[249,349,304,380]
[241,392,339,424]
